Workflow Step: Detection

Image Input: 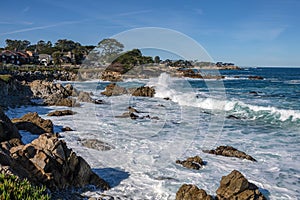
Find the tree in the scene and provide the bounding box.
[55,39,77,53]
[97,38,124,63]
[52,51,62,66]
[5,39,30,51]
[154,56,161,63]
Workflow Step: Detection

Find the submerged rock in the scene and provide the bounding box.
[81,139,114,151]
[216,170,266,200]
[176,184,213,200]
[176,156,205,170]
[203,145,256,161]
[12,112,53,134]
[47,110,77,117]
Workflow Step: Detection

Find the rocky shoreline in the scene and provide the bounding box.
[0,74,269,199]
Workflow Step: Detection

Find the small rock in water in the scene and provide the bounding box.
[176,155,205,170]
[81,139,114,151]
[47,110,77,117]
[203,145,257,161]
[61,126,74,132]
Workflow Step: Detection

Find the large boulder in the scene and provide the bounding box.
[0,108,21,142]
[216,170,266,200]
[203,146,256,161]
[129,86,155,97]
[12,112,53,134]
[8,133,110,191]
[176,156,205,170]
[176,184,213,200]
[101,83,155,97]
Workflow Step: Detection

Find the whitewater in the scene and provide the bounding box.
[6,67,300,199]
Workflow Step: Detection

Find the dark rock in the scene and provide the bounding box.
[176,184,213,200]
[226,115,241,120]
[47,110,77,117]
[81,139,114,151]
[203,146,256,161]
[94,99,105,104]
[248,76,264,80]
[216,170,266,200]
[249,91,259,95]
[0,108,21,142]
[164,97,171,100]
[61,127,73,132]
[7,133,110,191]
[176,156,205,170]
[12,112,54,134]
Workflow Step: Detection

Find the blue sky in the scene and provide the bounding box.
[0,0,299,67]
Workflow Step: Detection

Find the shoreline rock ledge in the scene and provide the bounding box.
[2,133,110,191]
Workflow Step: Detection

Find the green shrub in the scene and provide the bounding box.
[0,173,50,200]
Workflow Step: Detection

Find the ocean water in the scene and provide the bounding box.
[6,67,300,199]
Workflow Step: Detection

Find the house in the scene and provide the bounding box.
[0,50,35,65]
[38,54,53,66]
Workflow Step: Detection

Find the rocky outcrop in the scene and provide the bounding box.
[216,170,266,200]
[203,146,256,161]
[176,170,267,200]
[0,78,33,108]
[47,110,77,117]
[12,112,53,134]
[4,133,110,191]
[176,156,205,170]
[176,184,213,200]
[81,139,114,151]
[101,83,155,97]
[0,108,21,142]
[29,80,77,107]
[129,86,155,97]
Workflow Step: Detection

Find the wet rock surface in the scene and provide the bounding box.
[47,110,77,117]
[203,145,257,161]
[12,112,54,134]
[176,184,213,200]
[101,83,155,97]
[216,170,266,200]
[176,156,205,170]
[81,139,114,151]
